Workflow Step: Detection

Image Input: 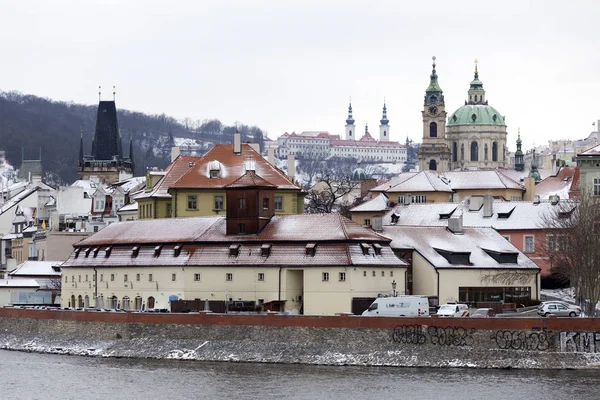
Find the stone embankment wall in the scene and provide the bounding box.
[1,308,600,369]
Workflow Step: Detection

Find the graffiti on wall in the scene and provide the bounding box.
[392,325,475,347]
[560,331,600,353]
[490,330,550,351]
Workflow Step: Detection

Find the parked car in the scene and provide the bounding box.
[436,303,470,317]
[537,302,581,317]
[538,300,575,310]
[470,308,496,318]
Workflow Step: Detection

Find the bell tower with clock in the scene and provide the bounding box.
[418,56,451,172]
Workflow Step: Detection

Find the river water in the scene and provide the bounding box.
[1,350,598,400]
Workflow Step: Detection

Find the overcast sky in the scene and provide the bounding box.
[1,0,599,151]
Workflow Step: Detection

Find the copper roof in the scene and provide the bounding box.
[171,144,301,190]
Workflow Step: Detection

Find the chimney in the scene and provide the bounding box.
[533,195,540,205]
[469,196,484,211]
[483,195,493,218]
[171,147,180,162]
[248,143,260,153]
[267,148,275,165]
[287,154,295,183]
[452,193,460,203]
[447,214,463,234]
[372,217,383,232]
[523,177,535,201]
[234,132,241,154]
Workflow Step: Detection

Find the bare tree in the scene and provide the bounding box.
[541,191,600,316]
[46,276,62,304]
[297,151,326,189]
[305,172,360,213]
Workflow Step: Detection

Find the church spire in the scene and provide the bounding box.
[467,58,486,105]
[79,126,84,162]
[346,100,355,125]
[365,122,368,134]
[380,101,389,125]
[515,128,524,172]
[129,131,134,167]
[425,56,444,105]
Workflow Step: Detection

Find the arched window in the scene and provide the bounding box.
[429,122,437,137]
[452,142,458,162]
[122,296,130,311]
[135,296,143,311]
[492,142,498,161]
[84,295,89,308]
[70,295,76,308]
[147,296,155,309]
[383,130,387,137]
[471,141,479,161]
[429,159,437,171]
[349,130,352,137]
[77,295,83,308]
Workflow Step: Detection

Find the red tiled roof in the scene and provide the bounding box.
[225,170,276,188]
[171,144,301,190]
[134,155,200,200]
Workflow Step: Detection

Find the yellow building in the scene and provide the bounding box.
[135,142,304,219]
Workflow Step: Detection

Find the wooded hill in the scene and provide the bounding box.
[0,91,265,185]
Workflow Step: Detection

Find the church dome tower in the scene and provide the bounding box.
[345,101,356,140]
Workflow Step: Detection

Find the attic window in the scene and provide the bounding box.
[360,243,370,255]
[74,248,82,258]
[439,209,456,219]
[104,246,112,257]
[188,162,194,168]
[305,243,316,256]
[261,243,272,257]
[390,213,400,224]
[210,170,220,178]
[92,247,100,257]
[373,243,382,255]
[229,244,241,257]
[154,245,163,257]
[85,248,92,257]
[208,160,221,178]
[484,249,518,264]
[131,246,139,257]
[434,248,471,265]
[174,244,183,257]
[497,206,515,219]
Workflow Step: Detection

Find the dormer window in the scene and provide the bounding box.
[154,245,162,257]
[360,243,370,255]
[373,243,382,255]
[210,170,219,178]
[305,243,316,256]
[104,246,112,257]
[85,248,92,257]
[208,160,221,178]
[229,244,241,257]
[261,244,272,257]
[74,248,82,258]
[174,244,182,257]
[92,247,100,257]
[131,246,139,257]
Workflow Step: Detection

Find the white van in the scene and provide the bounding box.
[362,296,430,317]
[436,303,470,317]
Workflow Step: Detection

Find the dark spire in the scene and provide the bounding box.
[79,126,84,162]
[380,101,389,125]
[92,100,121,160]
[515,128,524,172]
[346,100,355,125]
[365,122,368,134]
[129,131,134,167]
[425,56,444,105]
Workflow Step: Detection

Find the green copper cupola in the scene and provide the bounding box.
[467,59,486,105]
[425,56,444,106]
[380,102,389,125]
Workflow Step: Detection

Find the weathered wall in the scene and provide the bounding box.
[1,308,600,369]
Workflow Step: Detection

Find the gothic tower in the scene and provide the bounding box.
[379,102,390,141]
[345,101,356,140]
[417,56,451,172]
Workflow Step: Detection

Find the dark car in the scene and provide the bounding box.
[470,308,496,318]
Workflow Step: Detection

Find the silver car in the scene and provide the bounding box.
[537,302,581,317]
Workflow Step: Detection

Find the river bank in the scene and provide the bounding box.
[1,308,600,369]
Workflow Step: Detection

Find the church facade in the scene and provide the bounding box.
[418,58,508,172]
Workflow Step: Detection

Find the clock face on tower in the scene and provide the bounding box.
[428,106,438,116]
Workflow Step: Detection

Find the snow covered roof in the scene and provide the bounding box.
[9,261,62,277]
[117,202,138,212]
[578,144,600,156]
[371,171,452,193]
[534,167,576,200]
[110,176,146,193]
[351,193,389,212]
[0,187,38,216]
[383,226,540,270]
[383,199,567,230]
[441,170,522,190]
[135,155,200,200]
[0,278,40,288]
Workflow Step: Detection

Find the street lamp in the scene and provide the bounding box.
[391,280,397,297]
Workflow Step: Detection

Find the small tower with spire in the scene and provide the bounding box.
[379,101,390,141]
[345,100,356,140]
[467,59,487,105]
[514,128,524,171]
[78,126,84,164]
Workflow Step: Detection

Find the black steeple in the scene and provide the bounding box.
[380,102,389,125]
[346,102,355,125]
[515,128,524,172]
[78,126,84,162]
[425,56,445,106]
[129,131,134,167]
[92,100,121,160]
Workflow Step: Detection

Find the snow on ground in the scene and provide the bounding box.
[541,288,575,303]
[174,137,198,147]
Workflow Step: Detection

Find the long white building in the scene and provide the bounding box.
[275,103,407,163]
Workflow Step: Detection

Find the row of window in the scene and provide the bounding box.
[186,195,284,211]
[322,270,394,281]
[397,195,427,204]
[511,234,566,253]
[450,141,503,163]
[66,272,268,283]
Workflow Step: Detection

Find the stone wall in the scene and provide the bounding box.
[1,308,600,369]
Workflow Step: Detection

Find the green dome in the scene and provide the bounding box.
[447,104,505,126]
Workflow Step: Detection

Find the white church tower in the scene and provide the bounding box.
[379,101,390,141]
[345,101,356,140]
